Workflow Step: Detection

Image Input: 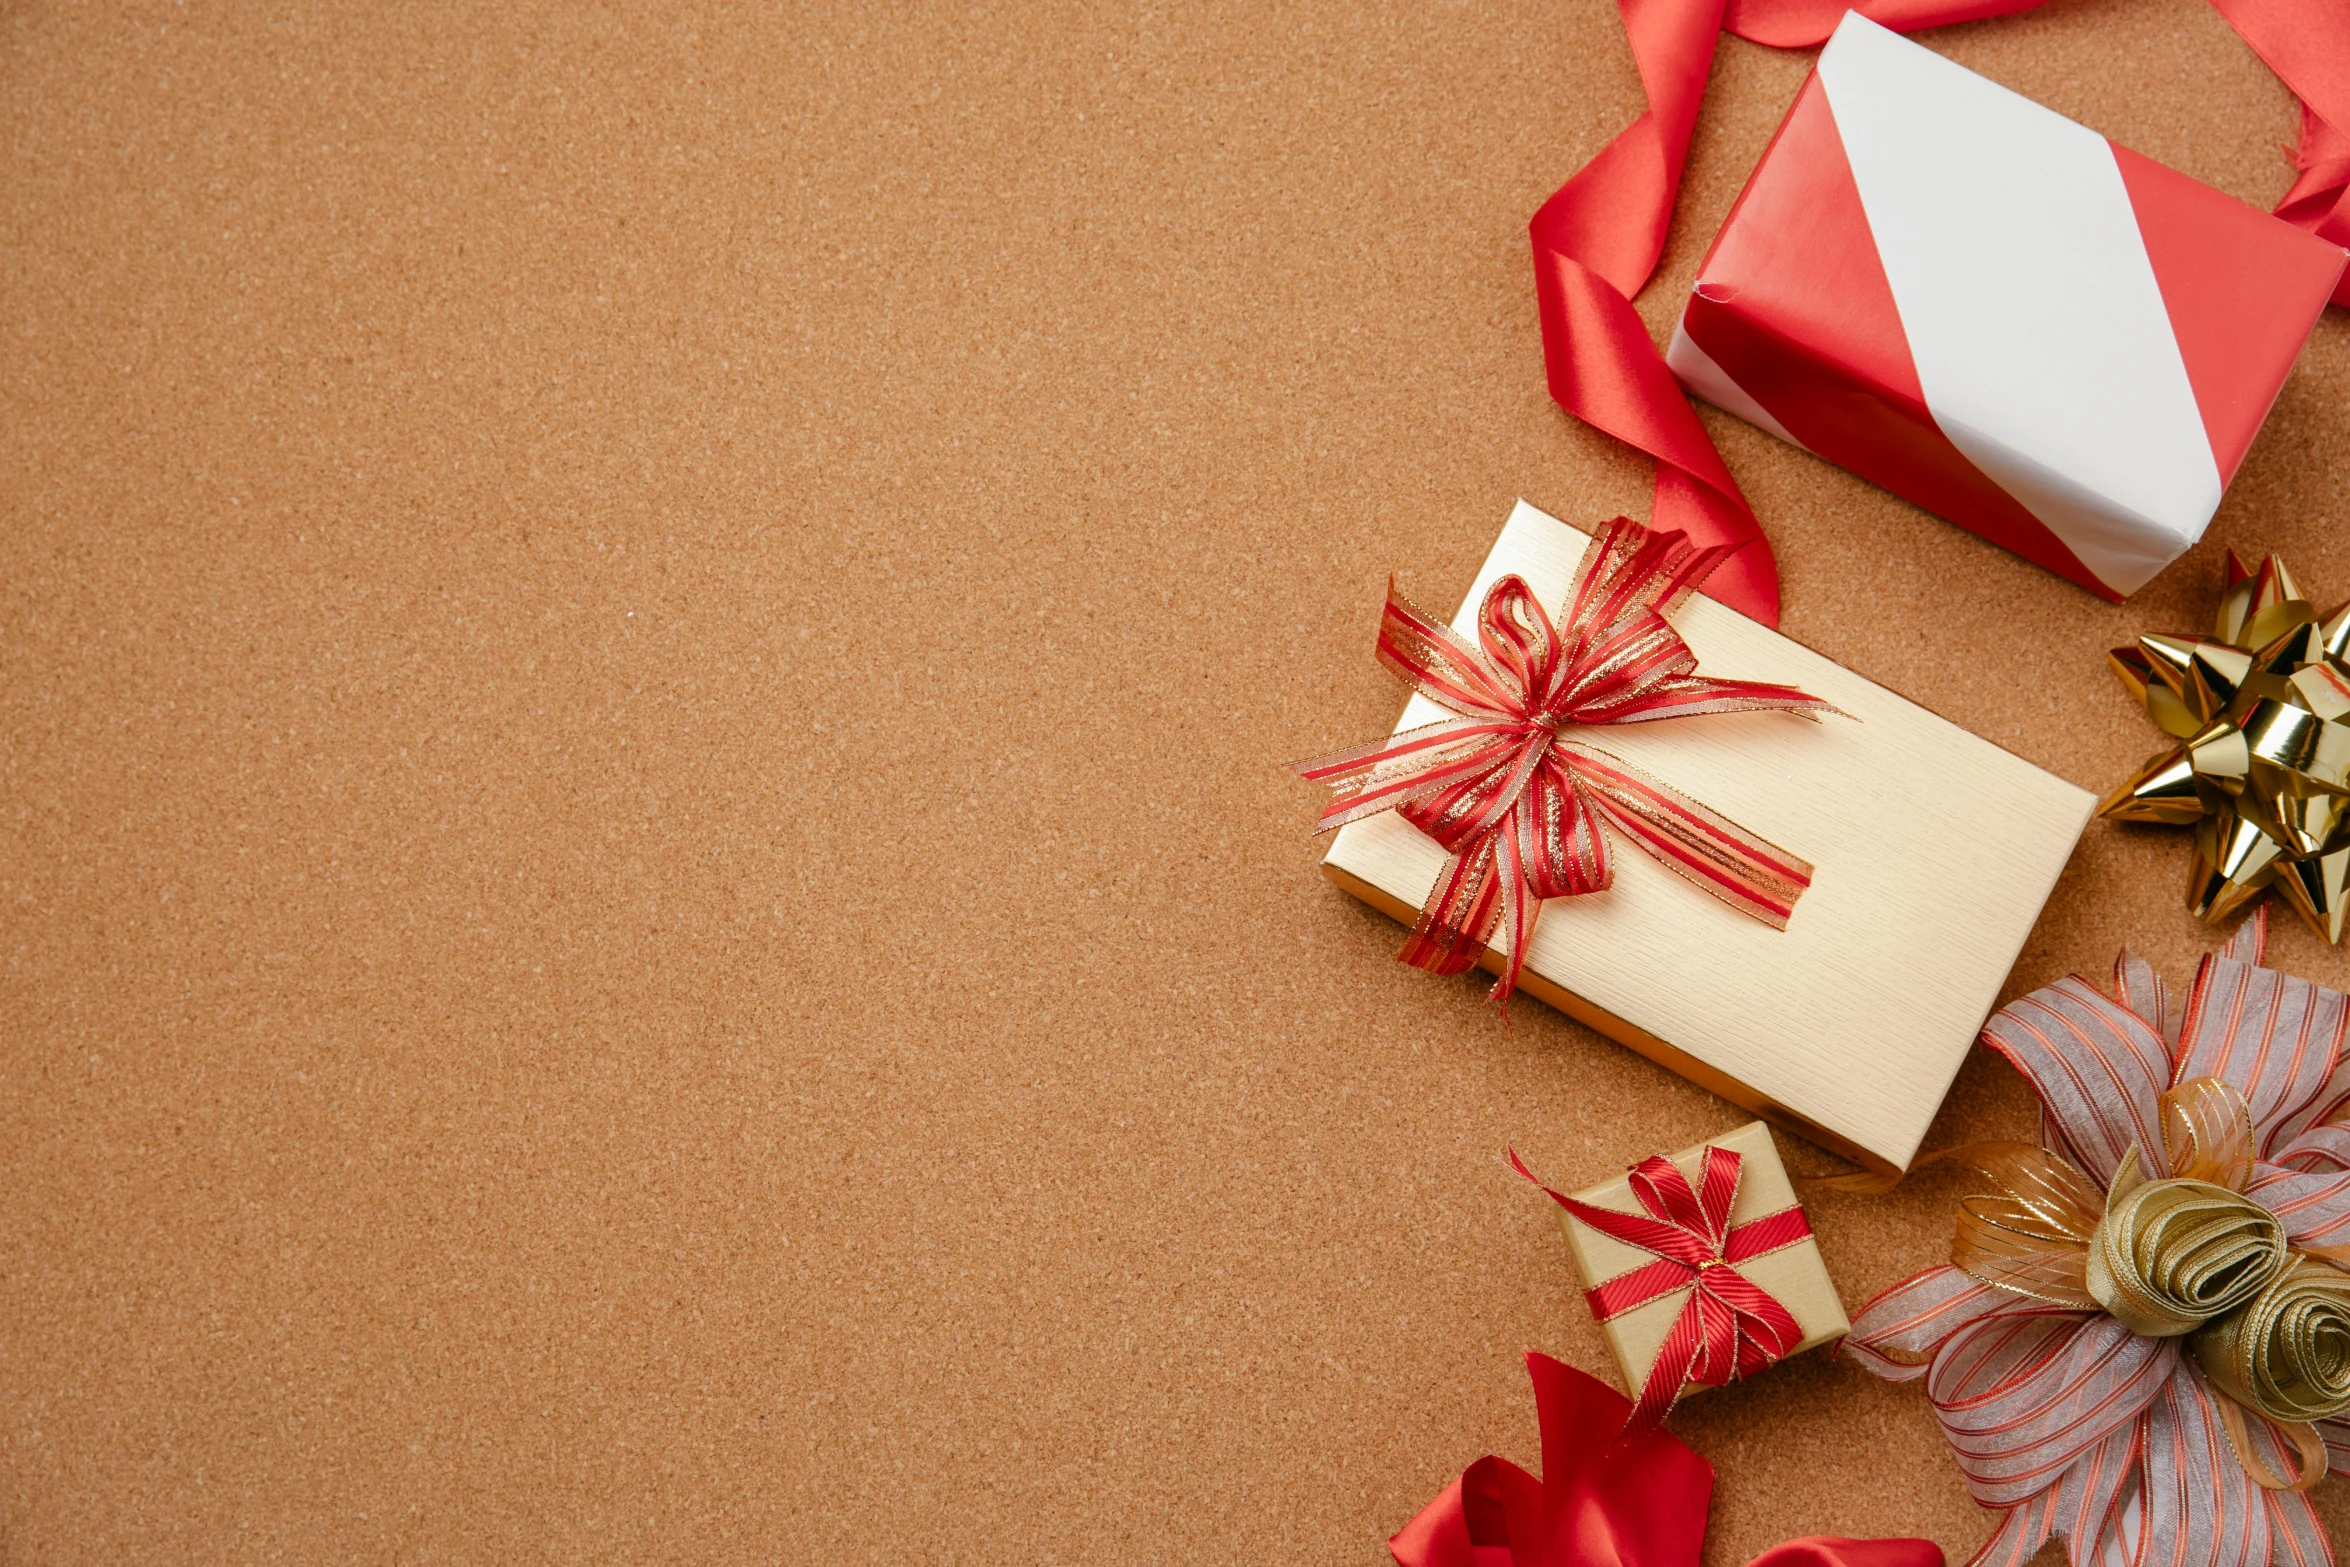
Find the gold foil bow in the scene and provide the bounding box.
[1945,1075,2350,1488]
[2102,552,2350,941]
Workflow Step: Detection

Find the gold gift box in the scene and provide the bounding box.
[1560,1121,1847,1398]
[1322,500,2094,1174]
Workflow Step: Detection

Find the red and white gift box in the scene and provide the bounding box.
[1666,14,2346,601]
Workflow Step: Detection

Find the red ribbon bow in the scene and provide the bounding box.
[1298,517,1833,1007]
[1534,0,2350,629]
[1513,1146,1812,1438]
[1389,1351,1941,1567]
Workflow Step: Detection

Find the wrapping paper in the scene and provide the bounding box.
[1666,15,2346,601]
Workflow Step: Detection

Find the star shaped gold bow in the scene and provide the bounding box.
[2102,553,2350,942]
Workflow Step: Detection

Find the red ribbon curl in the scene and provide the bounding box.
[1512,1146,1810,1437]
[1298,517,1833,1007]
[1388,1351,1941,1567]
[1539,0,2350,629]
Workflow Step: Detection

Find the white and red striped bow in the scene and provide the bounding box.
[1846,911,2350,1567]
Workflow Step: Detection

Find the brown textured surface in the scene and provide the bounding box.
[3,0,2347,1561]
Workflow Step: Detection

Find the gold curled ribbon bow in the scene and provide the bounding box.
[2086,1153,2283,1338]
[2195,1258,2350,1431]
[1944,1076,2344,1491]
[2102,551,2350,942]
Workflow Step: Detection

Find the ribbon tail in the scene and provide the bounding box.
[1398,835,1505,981]
[1490,812,1540,1008]
[1531,237,1780,627]
[1531,0,1722,300]
[1740,1541,1948,1567]
[1555,1194,1714,1269]
[1526,0,1779,624]
[1387,1454,1541,1567]
[1689,1289,1740,1387]
[2206,0,2350,305]
[1298,718,1518,814]
[1396,739,1554,1002]
[1623,1296,1708,1438]
[1566,744,1812,927]
[1513,1148,1720,1267]
[1296,716,1510,784]
[1721,0,2047,50]
[1701,1269,1807,1369]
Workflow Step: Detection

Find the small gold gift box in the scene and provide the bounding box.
[1559,1121,1846,1406]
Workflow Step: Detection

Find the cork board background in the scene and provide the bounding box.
[3,0,2347,1561]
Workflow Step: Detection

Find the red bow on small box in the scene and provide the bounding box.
[1390,1352,1940,1567]
[1512,1146,1811,1436]
[1298,518,1834,1007]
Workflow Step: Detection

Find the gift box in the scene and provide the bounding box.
[1552,1121,1846,1415]
[1664,13,2346,602]
[1320,499,2095,1174]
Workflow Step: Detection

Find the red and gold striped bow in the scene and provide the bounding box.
[1298,517,1835,1005]
[1513,1146,1812,1437]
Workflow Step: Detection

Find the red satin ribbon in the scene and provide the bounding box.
[1388,1352,1943,1567]
[2217,0,2350,306]
[1541,0,2350,627]
[1297,517,1831,1007]
[1513,1146,1808,1437]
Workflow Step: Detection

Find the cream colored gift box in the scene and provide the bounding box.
[1321,499,2094,1175]
[1560,1121,1847,1398]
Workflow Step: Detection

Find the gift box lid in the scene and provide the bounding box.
[1665,13,2346,601]
[1559,1120,1848,1379]
[1322,500,2095,1173]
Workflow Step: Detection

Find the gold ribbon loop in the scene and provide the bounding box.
[2086,1154,2287,1338]
[2161,1074,2255,1189]
[2210,1394,2329,1492]
[1946,1142,2105,1310]
[2193,1256,2350,1425]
